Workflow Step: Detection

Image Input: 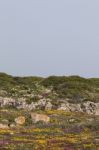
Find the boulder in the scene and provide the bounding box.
[31,113,50,123]
[15,116,25,125]
[0,123,9,129]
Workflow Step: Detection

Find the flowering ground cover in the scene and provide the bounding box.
[0,110,99,150]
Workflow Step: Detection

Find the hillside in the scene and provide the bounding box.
[0,73,99,102]
[0,73,99,149]
[0,73,99,101]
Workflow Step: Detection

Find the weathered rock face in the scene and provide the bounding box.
[58,101,99,116]
[15,116,25,125]
[58,102,83,112]
[82,101,96,115]
[31,113,50,123]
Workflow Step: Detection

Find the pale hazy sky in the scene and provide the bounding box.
[0,0,99,77]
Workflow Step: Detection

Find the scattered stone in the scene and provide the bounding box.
[10,123,16,128]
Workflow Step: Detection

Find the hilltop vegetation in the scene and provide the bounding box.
[0,73,99,103]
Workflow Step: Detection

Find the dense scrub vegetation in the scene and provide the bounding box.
[0,73,99,103]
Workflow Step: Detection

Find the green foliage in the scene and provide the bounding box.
[0,73,99,103]
[41,76,99,101]
[14,76,43,86]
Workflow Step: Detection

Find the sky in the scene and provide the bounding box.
[0,0,99,77]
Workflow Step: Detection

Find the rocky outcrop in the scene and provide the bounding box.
[17,98,52,111]
[58,102,82,112]
[0,96,99,115]
[58,101,99,115]
[81,101,96,115]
